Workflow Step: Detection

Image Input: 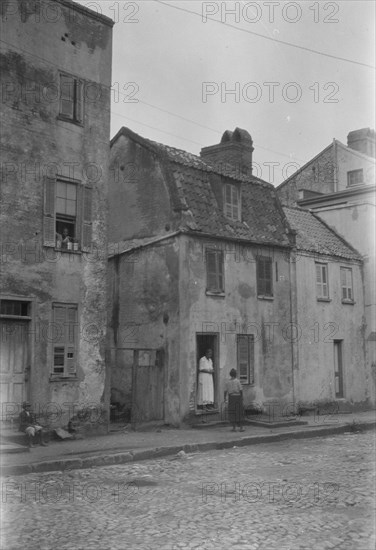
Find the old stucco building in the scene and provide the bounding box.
[108,127,372,426]
[277,129,376,407]
[0,0,113,427]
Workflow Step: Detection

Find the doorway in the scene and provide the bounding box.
[0,320,29,419]
[196,333,219,410]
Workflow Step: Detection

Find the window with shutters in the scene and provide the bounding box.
[43,176,92,252]
[340,267,354,303]
[224,184,240,221]
[206,249,224,293]
[237,334,254,385]
[51,304,78,377]
[59,73,83,124]
[256,256,273,297]
[316,263,329,299]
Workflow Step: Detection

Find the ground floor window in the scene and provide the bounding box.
[237,334,255,384]
[52,304,78,377]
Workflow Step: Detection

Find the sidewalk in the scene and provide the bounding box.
[1,411,375,477]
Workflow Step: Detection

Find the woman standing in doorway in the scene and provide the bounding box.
[224,369,245,432]
[197,348,214,408]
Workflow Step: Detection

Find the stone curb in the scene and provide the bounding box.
[1,421,375,477]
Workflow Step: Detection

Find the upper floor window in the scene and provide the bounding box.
[257,256,273,297]
[43,176,92,252]
[340,267,354,302]
[206,249,224,293]
[59,73,83,124]
[224,184,240,221]
[347,169,363,187]
[316,263,329,299]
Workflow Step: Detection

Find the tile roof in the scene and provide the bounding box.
[110,127,292,247]
[283,207,362,260]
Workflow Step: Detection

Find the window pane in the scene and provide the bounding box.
[66,199,76,216]
[66,183,77,200]
[57,182,67,198]
[56,198,66,214]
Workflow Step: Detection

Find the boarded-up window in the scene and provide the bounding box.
[316,263,329,299]
[257,256,273,297]
[237,334,254,384]
[206,249,224,292]
[52,304,78,376]
[340,267,353,301]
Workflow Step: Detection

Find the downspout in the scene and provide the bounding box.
[288,230,299,406]
[333,139,338,192]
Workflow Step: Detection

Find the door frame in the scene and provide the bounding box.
[196,332,219,411]
[0,295,34,421]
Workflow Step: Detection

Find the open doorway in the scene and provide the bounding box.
[196,333,219,411]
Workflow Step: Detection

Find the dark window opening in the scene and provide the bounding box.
[0,300,30,317]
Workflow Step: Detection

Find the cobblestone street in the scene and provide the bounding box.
[1,431,375,550]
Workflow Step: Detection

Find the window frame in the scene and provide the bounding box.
[43,176,93,252]
[256,256,273,298]
[51,303,78,378]
[347,169,363,187]
[340,267,354,303]
[316,262,329,300]
[224,183,241,221]
[58,72,84,124]
[237,334,255,385]
[205,249,225,294]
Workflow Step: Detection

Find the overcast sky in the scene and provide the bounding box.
[79,0,375,185]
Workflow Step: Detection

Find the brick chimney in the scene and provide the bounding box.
[200,128,254,176]
[347,128,376,158]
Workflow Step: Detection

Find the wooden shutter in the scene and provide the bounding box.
[257,257,264,295]
[206,250,217,290]
[237,335,249,383]
[217,251,224,291]
[82,186,92,251]
[206,250,223,291]
[265,259,272,296]
[43,176,56,247]
[60,74,74,118]
[75,80,83,123]
[66,346,76,375]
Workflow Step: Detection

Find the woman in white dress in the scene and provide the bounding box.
[197,349,214,407]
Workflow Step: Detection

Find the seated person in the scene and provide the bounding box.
[19,402,48,447]
[56,227,72,249]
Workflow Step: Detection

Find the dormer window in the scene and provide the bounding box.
[224,183,240,221]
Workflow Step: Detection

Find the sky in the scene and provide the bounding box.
[78,0,375,185]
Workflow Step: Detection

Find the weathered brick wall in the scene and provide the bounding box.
[277,146,336,205]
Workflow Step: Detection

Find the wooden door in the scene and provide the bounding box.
[0,320,29,417]
[132,350,164,424]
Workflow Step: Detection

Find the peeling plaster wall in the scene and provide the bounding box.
[108,240,180,425]
[109,135,179,242]
[178,234,294,420]
[295,254,370,407]
[1,0,112,425]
